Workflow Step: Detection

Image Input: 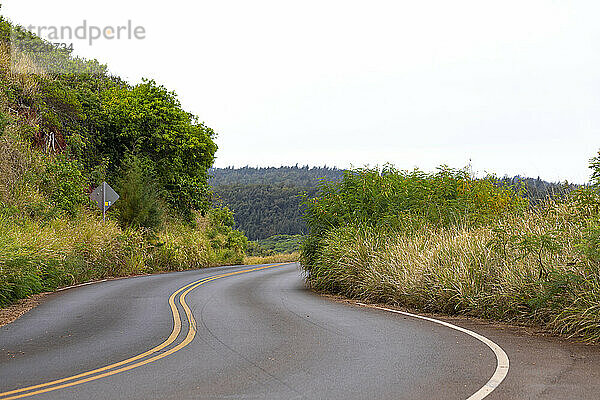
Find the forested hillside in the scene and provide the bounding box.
[0,14,247,306]
[499,176,578,203]
[212,184,318,240]
[210,166,342,240]
[209,166,344,186]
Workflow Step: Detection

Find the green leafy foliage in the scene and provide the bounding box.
[204,207,247,263]
[1,15,218,217]
[257,234,303,254]
[100,80,217,215]
[301,165,526,270]
[112,155,165,230]
[579,225,600,264]
[41,156,87,216]
[246,234,303,256]
[590,151,600,188]
[210,166,567,243]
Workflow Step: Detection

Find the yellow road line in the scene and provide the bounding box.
[0,263,288,400]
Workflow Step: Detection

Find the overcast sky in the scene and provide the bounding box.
[2,1,599,182]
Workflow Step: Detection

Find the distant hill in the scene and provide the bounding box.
[212,184,319,240]
[209,166,344,240]
[210,166,576,241]
[209,166,345,187]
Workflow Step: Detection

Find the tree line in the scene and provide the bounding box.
[209,166,344,187]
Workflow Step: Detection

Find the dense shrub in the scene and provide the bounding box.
[0,207,251,307]
[113,155,165,230]
[302,165,526,271]
[41,156,87,216]
[100,80,217,215]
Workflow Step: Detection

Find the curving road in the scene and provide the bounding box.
[1,263,599,399]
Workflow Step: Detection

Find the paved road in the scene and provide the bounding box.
[1,263,599,399]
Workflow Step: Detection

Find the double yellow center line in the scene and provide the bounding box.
[0,263,287,399]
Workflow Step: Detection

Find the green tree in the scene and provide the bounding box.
[113,155,165,230]
[590,151,600,187]
[100,80,217,215]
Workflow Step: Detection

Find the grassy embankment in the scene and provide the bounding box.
[301,164,600,342]
[0,131,247,306]
[0,19,247,307]
[0,213,247,302]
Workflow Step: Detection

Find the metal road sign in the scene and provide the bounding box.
[90,182,119,222]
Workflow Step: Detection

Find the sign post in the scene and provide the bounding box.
[102,181,106,222]
[90,182,119,222]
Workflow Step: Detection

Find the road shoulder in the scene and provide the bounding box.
[317,292,600,400]
[0,293,49,328]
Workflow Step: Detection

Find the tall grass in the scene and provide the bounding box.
[0,212,139,305]
[0,210,247,306]
[0,138,245,306]
[301,166,600,342]
[244,252,299,265]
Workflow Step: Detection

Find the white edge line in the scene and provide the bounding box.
[356,303,509,400]
[55,279,110,292]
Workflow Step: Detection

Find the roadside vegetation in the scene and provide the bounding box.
[244,252,300,266]
[0,16,246,307]
[301,161,600,342]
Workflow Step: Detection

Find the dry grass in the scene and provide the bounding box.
[152,219,212,270]
[304,199,600,342]
[0,132,247,306]
[0,41,44,100]
[244,252,299,265]
[0,211,247,306]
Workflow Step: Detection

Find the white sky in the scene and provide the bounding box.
[2,0,599,183]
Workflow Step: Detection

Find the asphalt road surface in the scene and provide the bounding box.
[1,263,599,399]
